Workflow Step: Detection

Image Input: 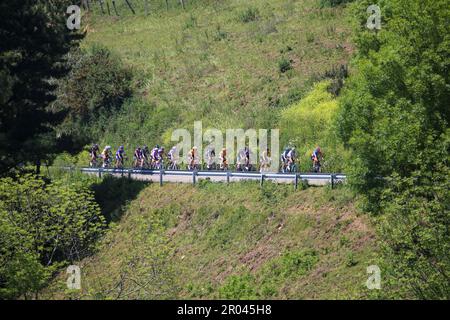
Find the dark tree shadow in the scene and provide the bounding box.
[91,176,149,223]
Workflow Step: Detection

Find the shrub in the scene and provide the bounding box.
[278,57,293,73]
[55,45,133,143]
[0,174,106,298]
[219,273,258,299]
[279,81,351,172]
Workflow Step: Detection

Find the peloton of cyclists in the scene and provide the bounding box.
[89,143,325,173]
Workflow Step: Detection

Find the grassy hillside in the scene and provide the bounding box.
[43,180,379,299]
[80,0,353,148]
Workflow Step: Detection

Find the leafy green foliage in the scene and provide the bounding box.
[219,273,258,299]
[55,45,133,145]
[0,175,106,298]
[279,81,351,172]
[379,137,450,299]
[278,57,293,73]
[337,0,449,298]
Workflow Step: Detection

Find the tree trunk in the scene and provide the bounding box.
[124,0,136,14]
[112,0,120,16]
[98,0,105,14]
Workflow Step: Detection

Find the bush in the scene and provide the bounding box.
[55,45,133,143]
[0,174,106,298]
[278,57,293,73]
[219,273,258,299]
[279,81,351,172]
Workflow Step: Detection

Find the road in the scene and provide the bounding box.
[77,167,346,188]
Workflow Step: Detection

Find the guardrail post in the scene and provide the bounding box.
[260,173,264,187]
[294,174,298,190]
[193,170,197,185]
[226,171,230,184]
[160,168,164,186]
[331,174,335,189]
[128,169,131,179]
[98,168,102,178]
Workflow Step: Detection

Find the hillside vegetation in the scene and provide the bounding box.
[60,0,353,157]
[43,180,378,299]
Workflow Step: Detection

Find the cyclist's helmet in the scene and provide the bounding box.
[155,145,160,149]
[119,145,124,150]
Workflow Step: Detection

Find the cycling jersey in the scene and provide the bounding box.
[287,149,296,160]
[116,149,124,160]
[134,148,142,159]
[281,148,291,161]
[151,148,159,160]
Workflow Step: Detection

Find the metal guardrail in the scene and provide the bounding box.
[73,167,347,189]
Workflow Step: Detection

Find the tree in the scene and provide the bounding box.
[337,0,449,298]
[53,45,132,147]
[0,0,83,175]
[0,174,106,299]
[337,0,449,209]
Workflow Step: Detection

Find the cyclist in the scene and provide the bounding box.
[90,144,100,167]
[311,146,323,172]
[150,145,160,168]
[115,145,126,169]
[219,148,228,170]
[167,146,179,170]
[133,146,143,168]
[141,145,150,168]
[281,147,291,173]
[244,146,252,171]
[155,146,165,169]
[286,147,297,172]
[236,148,247,171]
[188,146,199,170]
[260,148,271,172]
[101,145,112,168]
[205,147,216,170]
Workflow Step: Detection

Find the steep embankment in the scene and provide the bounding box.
[44,181,378,299]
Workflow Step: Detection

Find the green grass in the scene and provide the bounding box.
[42,181,380,299]
[81,0,353,149]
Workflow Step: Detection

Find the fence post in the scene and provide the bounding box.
[260,173,264,187]
[294,174,298,190]
[128,169,131,179]
[226,171,230,184]
[331,174,335,189]
[160,168,163,186]
[193,170,197,185]
[98,168,102,178]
